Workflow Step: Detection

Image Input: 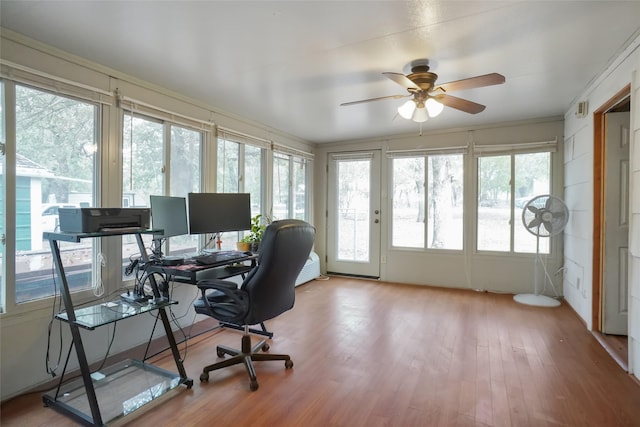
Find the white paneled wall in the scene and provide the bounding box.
[564,34,640,377]
[629,70,640,376]
[563,126,594,319]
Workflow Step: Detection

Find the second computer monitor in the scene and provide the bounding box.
[187,192,251,235]
[150,195,189,238]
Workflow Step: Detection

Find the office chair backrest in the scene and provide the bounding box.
[241,219,315,325]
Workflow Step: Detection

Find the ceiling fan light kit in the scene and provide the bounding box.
[426,98,444,117]
[397,97,444,122]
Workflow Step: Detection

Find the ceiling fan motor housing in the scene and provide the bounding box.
[407,65,438,92]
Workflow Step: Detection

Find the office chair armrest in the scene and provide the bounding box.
[196,279,249,324]
[197,279,238,292]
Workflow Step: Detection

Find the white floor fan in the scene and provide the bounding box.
[514,194,569,308]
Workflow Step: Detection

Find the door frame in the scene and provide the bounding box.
[592,84,631,331]
[326,150,381,278]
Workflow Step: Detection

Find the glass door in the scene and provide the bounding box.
[326,151,381,278]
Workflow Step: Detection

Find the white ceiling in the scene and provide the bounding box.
[2,1,639,144]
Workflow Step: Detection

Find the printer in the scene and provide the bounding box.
[58,208,151,233]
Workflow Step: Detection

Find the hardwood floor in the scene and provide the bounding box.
[3,278,640,426]
[593,332,629,371]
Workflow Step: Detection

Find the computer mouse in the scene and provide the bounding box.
[244,251,253,256]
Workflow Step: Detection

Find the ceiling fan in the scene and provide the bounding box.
[341,60,505,123]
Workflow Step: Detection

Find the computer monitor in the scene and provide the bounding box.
[187,192,251,235]
[150,195,189,239]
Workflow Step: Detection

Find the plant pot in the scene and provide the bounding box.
[236,241,251,252]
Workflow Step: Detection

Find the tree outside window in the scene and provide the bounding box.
[273,152,309,222]
[392,154,463,250]
[216,135,264,250]
[122,113,201,266]
[9,84,98,303]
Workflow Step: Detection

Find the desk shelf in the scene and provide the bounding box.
[56,299,178,330]
[43,230,192,426]
[43,359,182,426]
[149,255,256,285]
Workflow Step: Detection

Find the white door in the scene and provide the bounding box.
[603,111,630,335]
[326,151,381,278]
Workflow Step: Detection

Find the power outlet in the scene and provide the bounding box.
[380,255,387,264]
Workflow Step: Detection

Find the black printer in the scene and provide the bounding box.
[58,208,151,233]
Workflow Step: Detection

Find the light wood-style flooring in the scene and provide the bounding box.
[2,277,640,426]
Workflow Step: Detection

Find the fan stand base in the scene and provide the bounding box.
[513,293,561,308]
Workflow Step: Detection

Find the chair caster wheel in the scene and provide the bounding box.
[217,348,225,357]
[285,359,293,369]
[261,343,270,352]
[250,380,259,391]
[200,372,209,382]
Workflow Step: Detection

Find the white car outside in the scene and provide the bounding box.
[41,203,77,232]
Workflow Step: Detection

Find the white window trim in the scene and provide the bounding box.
[386,145,468,158]
[218,127,271,149]
[117,93,214,133]
[1,61,113,105]
[473,138,557,157]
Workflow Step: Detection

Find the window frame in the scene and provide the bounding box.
[388,149,466,252]
[1,78,105,313]
[272,150,311,222]
[474,143,557,255]
[120,110,204,265]
[216,128,268,248]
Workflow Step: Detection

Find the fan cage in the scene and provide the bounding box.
[521,194,569,237]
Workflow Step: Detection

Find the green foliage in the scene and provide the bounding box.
[242,214,267,243]
[16,86,96,203]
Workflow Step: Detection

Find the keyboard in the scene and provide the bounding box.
[193,251,247,266]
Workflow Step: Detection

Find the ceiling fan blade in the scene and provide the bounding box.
[434,73,505,93]
[340,94,410,106]
[435,94,486,114]
[382,72,419,90]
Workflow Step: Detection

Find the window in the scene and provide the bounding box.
[217,137,240,193]
[216,130,266,250]
[477,152,551,253]
[391,154,463,250]
[273,153,290,220]
[122,112,201,264]
[273,152,310,221]
[8,83,99,303]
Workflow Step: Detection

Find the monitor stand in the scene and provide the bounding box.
[152,238,184,266]
[160,256,183,266]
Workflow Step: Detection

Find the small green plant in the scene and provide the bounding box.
[242,214,266,243]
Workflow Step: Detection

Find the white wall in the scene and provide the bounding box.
[563,33,640,377]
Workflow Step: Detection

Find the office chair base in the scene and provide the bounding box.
[200,334,293,391]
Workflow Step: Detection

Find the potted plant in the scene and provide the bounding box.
[236,238,251,252]
[237,214,267,252]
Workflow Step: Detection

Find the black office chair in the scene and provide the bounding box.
[193,219,315,391]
